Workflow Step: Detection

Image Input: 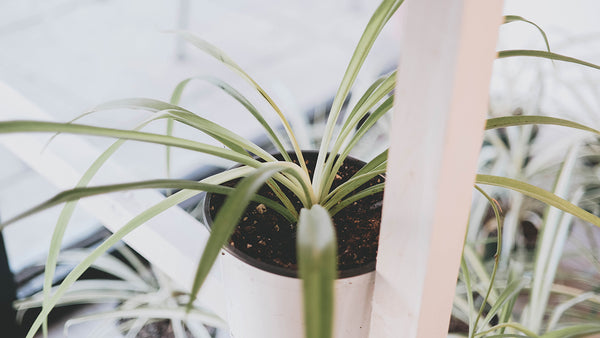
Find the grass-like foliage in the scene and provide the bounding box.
[3,2,600,338]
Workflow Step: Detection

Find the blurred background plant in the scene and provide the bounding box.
[451,35,600,336]
[15,240,226,338]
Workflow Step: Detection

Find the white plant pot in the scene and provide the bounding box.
[218,245,376,338]
[200,151,379,338]
[200,194,377,338]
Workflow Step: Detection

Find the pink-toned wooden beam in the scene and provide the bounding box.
[369,1,504,337]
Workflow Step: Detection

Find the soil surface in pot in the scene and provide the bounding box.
[207,152,383,272]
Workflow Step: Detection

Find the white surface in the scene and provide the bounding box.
[220,250,374,338]
[369,0,503,337]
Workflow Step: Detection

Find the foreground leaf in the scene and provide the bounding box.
[297,205,337,338]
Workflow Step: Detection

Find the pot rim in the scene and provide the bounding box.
[203,150,379,280]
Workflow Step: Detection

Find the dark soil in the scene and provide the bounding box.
[207,152,383,273]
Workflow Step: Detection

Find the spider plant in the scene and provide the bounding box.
[0,1,400,337]
[3,1,600,338]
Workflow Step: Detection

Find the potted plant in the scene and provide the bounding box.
[3,0,600,337]
[1,1,400,337]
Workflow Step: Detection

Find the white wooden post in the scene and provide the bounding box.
[369,1,503,337]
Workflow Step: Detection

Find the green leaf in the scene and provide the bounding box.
[321,95,394,199]
[475,321,537,337]
[325,148,388,215]
[0,178,296,229]
[484,334,537,338]
[498,266,522,333]
[0,120,260,166]
[0,120,311,209]
[497,50,600,71]
[63,307,226,332]
[41,110,98,152]
[459,257,476,338]
[170,76,290,161]
[527,145,580,333]
[336,71,396,145]
[38,115,170,336]
[503,16,551,53]
[475,175,600,228]
[168,36,319,206]
[472,186,504,338]
[462,246,498,304]
[319,75,395,199]
[478,278,528,332]
[322,169,386,210]
[541,324,600,338]
[354,148,388,177]
[94,98,274,161]
[313,0,403,196]
[297,205,337,338]
[57,250,148,289]
[173,31,308,176]
[486,115,600,135]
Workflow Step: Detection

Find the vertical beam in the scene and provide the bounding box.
[369,1,503,337]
